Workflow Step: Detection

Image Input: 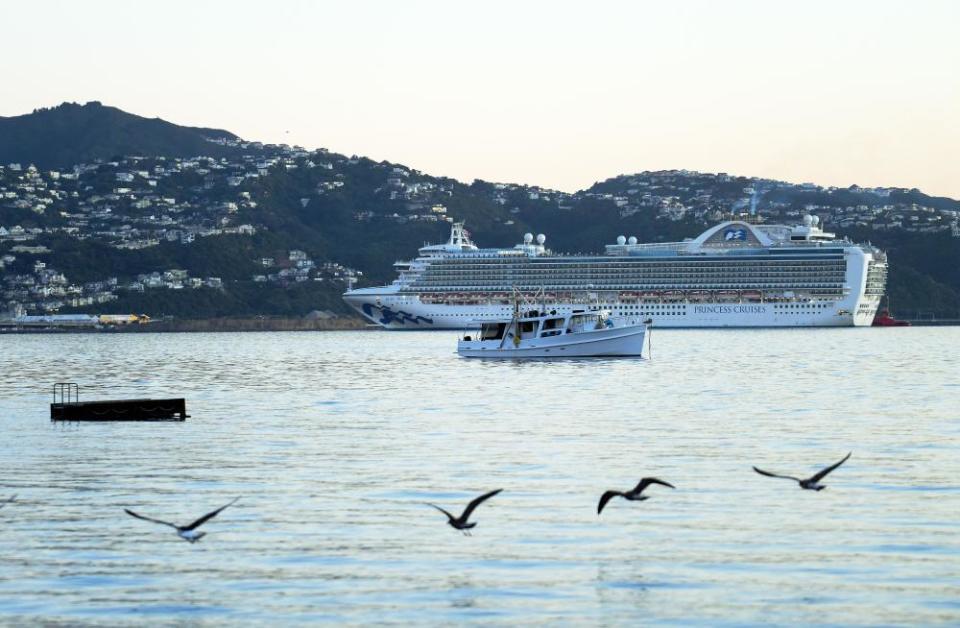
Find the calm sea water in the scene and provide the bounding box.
[0,328,958,625]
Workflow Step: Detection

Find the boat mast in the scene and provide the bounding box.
[499,287,521,349]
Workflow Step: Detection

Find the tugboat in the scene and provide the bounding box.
[872,298,910,326]
[872,308,910,327]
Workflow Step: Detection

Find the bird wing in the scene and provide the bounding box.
[124,508,179,529]
[597,491,622,514]
[426,503,456,522]
[181,497,240,531]
[809,452,851,483]
[460,488,502,523]
[0,494,15,509]
[634,477,675,494]
[752,467,800,482]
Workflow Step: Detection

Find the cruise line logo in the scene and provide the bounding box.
[724,228,748,241]
[361,303,433,326]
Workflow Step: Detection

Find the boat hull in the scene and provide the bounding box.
[344,292,879,330]
[457,326,646,358]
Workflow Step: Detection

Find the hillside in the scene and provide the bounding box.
[1,103,959,321]
[0,101,244,169]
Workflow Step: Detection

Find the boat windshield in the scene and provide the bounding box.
[568,313,602,332]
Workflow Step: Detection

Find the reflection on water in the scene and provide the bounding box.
[0,328,958,624]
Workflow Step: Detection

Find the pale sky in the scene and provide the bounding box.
[2,0,958,197]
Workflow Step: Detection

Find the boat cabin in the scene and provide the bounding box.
[470,309,611,342]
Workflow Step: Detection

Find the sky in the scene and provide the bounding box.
[2,0,958,197]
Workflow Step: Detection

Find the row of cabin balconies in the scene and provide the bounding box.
[432,261,846,269]
[418,272,847,282]
[410,281,847,290]
[420,267,848,277]
[428,268,846,278]
[422,266,846,277]
[434,260,846,271]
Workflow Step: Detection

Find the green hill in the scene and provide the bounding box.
[0,101,243,169]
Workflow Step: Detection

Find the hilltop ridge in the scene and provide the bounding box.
[0,101,244,169]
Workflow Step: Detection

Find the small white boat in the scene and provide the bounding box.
[457,307,649,358]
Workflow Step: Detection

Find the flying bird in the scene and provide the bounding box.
[124,497,240,543]
[753,452,851,491]
[598,478,674,515]
[426,489,502,535]
[0,495,15,509]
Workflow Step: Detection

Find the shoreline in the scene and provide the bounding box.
[0,316,373,333]
[2,317,957,334]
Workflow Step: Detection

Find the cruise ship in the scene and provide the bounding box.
[343,217,887,329]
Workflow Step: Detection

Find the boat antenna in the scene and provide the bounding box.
[512,287,521,347]
[645,318,653,359]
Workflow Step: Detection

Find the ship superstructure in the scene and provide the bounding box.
[343,218,887,329]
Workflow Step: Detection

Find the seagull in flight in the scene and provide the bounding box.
[426,489,502,535]
[125,497,240,543]
[598,478,674,515]
[753,452,851,491]
[0,495,15,509]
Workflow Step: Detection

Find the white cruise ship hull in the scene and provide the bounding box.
[344,293,879,330]
[458,325,646,358]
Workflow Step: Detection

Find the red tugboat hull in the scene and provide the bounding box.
[872,309,911,326]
